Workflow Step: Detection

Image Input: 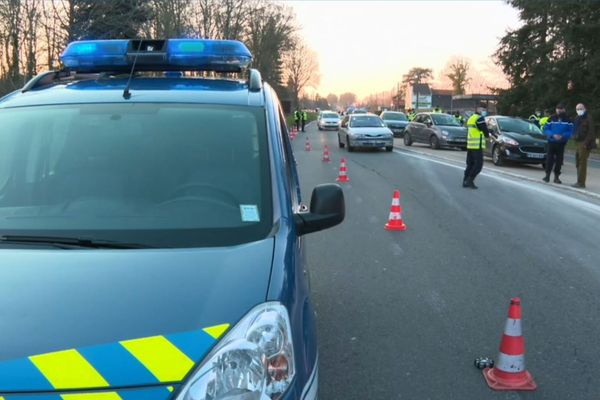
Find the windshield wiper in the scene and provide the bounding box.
[0,235,153,249]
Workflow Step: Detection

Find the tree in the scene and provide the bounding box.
[402,67,433,110]
[495,1,600,118]
[339,92,357,108]
[146,0,192,38]
[444,58,471,95]
[70,0,152,40]
[326,93,338,108]
[246,1,296,88]
[402,67,433,86]
[283,37,320,110]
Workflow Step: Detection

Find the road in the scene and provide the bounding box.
[292,123,600,400]
[393,138,600,198]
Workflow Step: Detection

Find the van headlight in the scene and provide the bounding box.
[177,303,295,400]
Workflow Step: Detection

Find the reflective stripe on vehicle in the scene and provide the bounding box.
[0,386,175,400]
[0,324,229,391]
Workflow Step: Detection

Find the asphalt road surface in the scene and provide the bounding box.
[292,123,600,400]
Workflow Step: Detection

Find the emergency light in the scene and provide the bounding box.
[60,39,253,73]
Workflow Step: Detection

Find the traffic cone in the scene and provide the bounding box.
[336,158,350,182]
[322,145,331,162]
[483,298,537,391]
[305,137,311,152]
[384,190,407,231]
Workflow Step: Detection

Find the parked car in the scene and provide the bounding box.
[0,38,343,399]
[380,111,409,137]
[485,116,547,166]
[403,113,468,149]
[317,110,341,130]
[338,113,394,152]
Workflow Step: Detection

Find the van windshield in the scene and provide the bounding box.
[0,104,272,248]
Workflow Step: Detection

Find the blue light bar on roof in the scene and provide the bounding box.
[60,39,253,73]
[61,40,130,69]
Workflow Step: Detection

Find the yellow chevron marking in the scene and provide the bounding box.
[29,349,109,389]
[203,323,230,340]
[61,392,122,400]
[120,336,194,382]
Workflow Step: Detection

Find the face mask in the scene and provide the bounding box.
[481,111,488,117]
[577,110,585,116]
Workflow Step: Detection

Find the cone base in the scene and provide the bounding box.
[385,222,407,231]
[322,159,331,162]
[483,368,537,391]
[336,176,350,183]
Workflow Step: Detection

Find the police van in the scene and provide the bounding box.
[0,39,344,400]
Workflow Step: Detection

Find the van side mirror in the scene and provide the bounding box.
[295,184,345,236]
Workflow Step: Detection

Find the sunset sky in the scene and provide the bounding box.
[288,1,522,99]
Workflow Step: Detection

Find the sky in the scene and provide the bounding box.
[287,0,522,99]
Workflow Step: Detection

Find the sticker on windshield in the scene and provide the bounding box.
[240,205,260,222]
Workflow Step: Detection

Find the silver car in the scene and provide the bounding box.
[318,110,341,131]
[403,112,468,149]
[338,113,394,152]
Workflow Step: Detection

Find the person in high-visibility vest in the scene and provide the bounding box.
[301,111,308,132]
[463,107,490,189]
[539,109,551,130]
[528,109,542,127]
[294,109,301,131]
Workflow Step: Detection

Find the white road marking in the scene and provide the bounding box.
[393,149,600,214]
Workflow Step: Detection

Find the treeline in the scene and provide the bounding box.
[495,0,600,121]
[0,0,316,102]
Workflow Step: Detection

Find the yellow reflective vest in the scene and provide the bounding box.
[539,116,550,130]
[467,113,486,150]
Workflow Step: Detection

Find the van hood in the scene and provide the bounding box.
[0,238,274,392]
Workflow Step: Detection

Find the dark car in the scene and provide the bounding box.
[403,113,468,149]
[381,111,409,137]
[485,116,547,166]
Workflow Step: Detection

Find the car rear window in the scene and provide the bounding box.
[0,103,273,248]
[350,116,385,128]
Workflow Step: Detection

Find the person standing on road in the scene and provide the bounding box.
[301,110,308,132]
[543,104,573,184]
[529,109,542,127]
[572,103,596,188]
[294,109,301,131]
[463,107,490,189]
[539,109,551,130]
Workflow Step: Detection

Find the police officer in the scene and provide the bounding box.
[463,106,490,189]
[454,111,464,126]
[539,109,551,130]
[294,109,301,131]
[528,109,542,127]
[301,110,308,132]
[543,104,573,184]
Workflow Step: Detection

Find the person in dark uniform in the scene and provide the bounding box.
[463,106,490,189]
[542,103,573,184]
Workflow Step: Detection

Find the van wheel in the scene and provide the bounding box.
[385,146,393,152]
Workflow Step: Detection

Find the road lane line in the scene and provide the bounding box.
[393,149,600,214]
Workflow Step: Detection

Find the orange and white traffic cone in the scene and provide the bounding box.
[305,137,311,152]
[336,158,350,182]
[384,190,407,231]
[483,298,537,391]
[322,145,331,162]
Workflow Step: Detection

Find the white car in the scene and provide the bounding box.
[317,111,341,130]
[338,113,394,152]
